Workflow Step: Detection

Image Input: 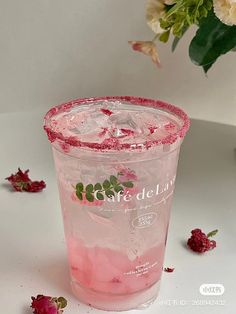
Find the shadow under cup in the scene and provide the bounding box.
[44,96,190,311]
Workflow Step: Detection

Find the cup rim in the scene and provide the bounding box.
[44,96,190,152]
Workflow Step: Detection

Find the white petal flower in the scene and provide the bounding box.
[146,0,166,34]
[146,0,176,34]
[213,0,236,25]
[164,0,176,4]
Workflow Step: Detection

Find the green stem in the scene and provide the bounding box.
[193,0,203,23]
[152,33,160,42]
[165,0,186,18]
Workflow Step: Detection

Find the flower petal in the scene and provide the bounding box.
[213,0,236,25]
[146,0,165,34]
[129,41,161,66]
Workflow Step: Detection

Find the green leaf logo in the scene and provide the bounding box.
[86,192,94,202]
[76,183,83,192]
[76,190,83,201]
[122,181,134,188]
[86,184,94,193]
[103,180,111,189]
[94,183,102,190]
[74,173,135,202]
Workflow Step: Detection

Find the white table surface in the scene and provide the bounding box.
[0,111,235,314]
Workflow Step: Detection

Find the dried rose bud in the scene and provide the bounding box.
[187,228,218,253]
[6,168,46,192]
[31,295,67,314]
[164,267,175,273]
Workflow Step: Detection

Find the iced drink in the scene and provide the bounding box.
[44,96,189,311]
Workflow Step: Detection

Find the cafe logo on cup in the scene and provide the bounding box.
[132,212,158,228]
[74,171,176,203]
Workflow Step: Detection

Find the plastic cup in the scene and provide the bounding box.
[44,96,190,311]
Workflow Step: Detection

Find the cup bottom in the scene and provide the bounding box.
[71,279,161,311]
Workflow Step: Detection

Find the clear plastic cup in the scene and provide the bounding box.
[44,96,190,311]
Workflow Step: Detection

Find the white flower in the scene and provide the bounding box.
[164,0,176,4]
[146,0,176,34]
[213,0,236,25]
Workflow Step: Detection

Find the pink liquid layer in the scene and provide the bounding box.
[67,237,165,309]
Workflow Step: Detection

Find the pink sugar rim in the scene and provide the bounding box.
[43,96,190,151]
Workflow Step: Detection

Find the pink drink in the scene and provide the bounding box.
[44,96,189,311]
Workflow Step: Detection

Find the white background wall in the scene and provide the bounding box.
[1,0,236,125]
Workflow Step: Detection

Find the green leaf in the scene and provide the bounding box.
[76,190,83,200]
[114,185,124,193]
[159,30,170,43]
[186,14,192,26]
[94,183,102,191]
[121,181,134,188]
[160,18,171,30]
[57,297,67,309]
[200,6,209,18]
[110,175,118,185]
[206,0,213,10]
[189,11,236,71]
[86,192,94,202]
[76,182,83,192]
[172,22,184,37]
[96,192,104,200]
[103,180,111,189]
[203,61,215,73]
[105,190,115,198]
[207,229,218,238]
[172,36,181,52]
[171,27,188,52]
[86,184,94,193]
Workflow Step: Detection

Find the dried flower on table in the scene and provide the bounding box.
[187,228,218,253]
[31,295,67,314]
[164,267,175,272]
[5,168,46,192]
